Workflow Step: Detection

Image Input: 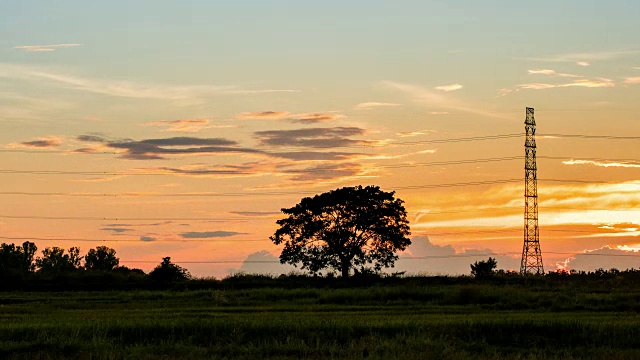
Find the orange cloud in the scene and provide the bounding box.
[528,69,582,78]
[236,111,344,124]
[624,77,640,84]
[9,136,64,149]
[141,119,233,132]
[396,130,436,138]
[236,111,291,120]
[434,84,463,92]
[563,159,640,169]
[354,102,401,110]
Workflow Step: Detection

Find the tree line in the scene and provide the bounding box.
[3,185,636,291]
[0,242,189,283]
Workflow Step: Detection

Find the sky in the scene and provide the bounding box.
[1,1,640,277]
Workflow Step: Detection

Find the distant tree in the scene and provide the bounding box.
[113,265,146,275]
[470,257,498,278]
[149,257,190,282]
[84,246,119,271]
[270,185,411,278]
[0,241,37,274]
[36,247,82,273]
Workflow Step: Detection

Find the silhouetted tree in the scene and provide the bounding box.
[84,246,119,271]
[149,257,190,282]
[470,257,498,278]
[0,241,37,274]
[36,247,82,273]
[271,185,411,278]
[113,265,145,275]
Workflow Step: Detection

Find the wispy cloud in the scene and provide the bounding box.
[71,176,124,183]
[136,162,273,178]
[9,136,64,149]
[100,227,132,234]
[0,64,297,101]
[563,159,640,169]
[382,81,507,120]
[236,111,291,120]
[82,116,102,122]
[141,119,234,133]
[73,131,372,166]
[272,151,363,161]
[280,162,368,182]
[13,44,82,52]
[434,84,463,92]
[76,136,263,160]
[396,130,436,138]
[353,102,401,110]
[236,111,344,124]
[292,113,344,124]
[229,211,280,217]
[517,49,640,65]
[179,231,244,239]
[528,69,582,78]
[624,77,640,84]
[518,78,615,90]
[254,127,369,148]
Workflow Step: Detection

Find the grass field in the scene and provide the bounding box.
[2,280,640,359]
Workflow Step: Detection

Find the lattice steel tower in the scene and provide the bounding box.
[521,107,544,275]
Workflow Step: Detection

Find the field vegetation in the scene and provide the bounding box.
[2,271,640,359]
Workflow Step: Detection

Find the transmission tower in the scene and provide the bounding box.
[521,107,544,275]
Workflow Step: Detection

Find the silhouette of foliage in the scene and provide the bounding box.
[84,246,120,271]
[36,247,82,273]
[0,241,37,275]
[149,257,190,282]
[471,257,498,278]
[271,185,411,278]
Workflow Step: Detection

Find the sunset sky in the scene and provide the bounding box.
[1,1,640,276]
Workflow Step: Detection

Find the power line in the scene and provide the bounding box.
[0,179,524,197]
[117,251,640,264]
[2,155,640,177]
[417,205,640,216]
[539,133,640,141]
[0,156,524,176]
[539,156,640,163]
[0,133,525,155]
[422,228,601,237]
[2,205,637,222]
[1,178,636,197]
[0,236,267,243]
[0,214,249,221]
[2,132,638,158]
[4,131,640,158]
[3,226,632,244]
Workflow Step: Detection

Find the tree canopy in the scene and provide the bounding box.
[84,246,120,271]
[0,241,37,275]
[271,185,411,278]
[36,247,82,273]
[149,257,191,282]
[471,257,498,279]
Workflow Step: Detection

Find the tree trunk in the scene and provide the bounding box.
[341,260,350,278]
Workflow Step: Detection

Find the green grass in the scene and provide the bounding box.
[2,284,640,359]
